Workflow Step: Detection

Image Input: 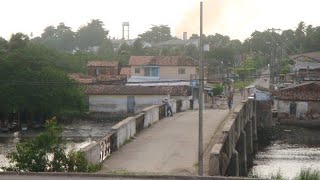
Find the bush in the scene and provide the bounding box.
[212,84,224,97]
[4,118,100,172]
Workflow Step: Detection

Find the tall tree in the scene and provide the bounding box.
[0,37,8,51]
[76,19,109,51]
[138,25,172,43]
[8,33,29,50]
[41,23,75,52]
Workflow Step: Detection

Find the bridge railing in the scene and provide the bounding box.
[82,98,190,164]
[209,99,255,176]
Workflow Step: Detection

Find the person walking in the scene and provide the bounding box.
[227,91,234,110]
[163,99,173,116]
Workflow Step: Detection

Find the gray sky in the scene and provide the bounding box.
[1,0,320,41]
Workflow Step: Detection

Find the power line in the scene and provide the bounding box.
[1,72,319,86]
[281,30,303,54]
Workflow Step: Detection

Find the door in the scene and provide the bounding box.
[127,96,135,113]
[290,102,297,115]
[152,67,159,77]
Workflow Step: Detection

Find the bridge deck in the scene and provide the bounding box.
[100,108,231,175]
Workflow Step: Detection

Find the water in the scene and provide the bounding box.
[250,141,320,179]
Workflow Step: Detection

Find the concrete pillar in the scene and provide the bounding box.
[246,120,254,167]
[238,130,247,176]
[253,100,258,154]
[226,149,239,176]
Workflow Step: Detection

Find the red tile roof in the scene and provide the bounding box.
[87,85,168,95]
[87,61,119,67]
[68,73,95,84]
[291,51,320,62]
[97,75,127,82]
[129,56,199,66]
[272,82,320,101]
[86,85,191,96]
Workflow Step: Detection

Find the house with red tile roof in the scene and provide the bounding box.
[273,82,320,121]
[128,56,206,81]
[87,60,120,77]
[291,51,320,81]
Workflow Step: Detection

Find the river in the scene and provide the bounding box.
[250,126,320,179]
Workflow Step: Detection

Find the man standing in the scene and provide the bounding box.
[163,99,173,116]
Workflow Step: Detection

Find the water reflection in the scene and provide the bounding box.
[250,141,320,179]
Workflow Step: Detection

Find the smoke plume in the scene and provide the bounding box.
[175,0,257,40]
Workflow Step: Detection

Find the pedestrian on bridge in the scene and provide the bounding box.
[163,99,173,117]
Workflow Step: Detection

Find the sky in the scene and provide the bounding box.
[1,0,320,41]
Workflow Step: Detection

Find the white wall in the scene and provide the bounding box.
[134,95,169,113]
[296,102,308,118]
[277,100,309,118]
[277,100,290,114]
[89,94,169,113]
[112,117,136,149]
[89,95,127,113]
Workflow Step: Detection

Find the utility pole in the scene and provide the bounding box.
[198,1,204,176]
[267,28,281,90]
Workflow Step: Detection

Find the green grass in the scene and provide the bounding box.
[87,163,102,172]
[270,170,288,180]
[295,168,320,180]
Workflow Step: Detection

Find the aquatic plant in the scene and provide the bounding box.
[294,168,320,180]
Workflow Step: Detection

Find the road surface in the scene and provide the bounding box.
[100,109,231,175]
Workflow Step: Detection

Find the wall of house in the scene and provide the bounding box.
[277,100,309,119]
[134,95,169,113]
[277,100,290,114]
[88,66,119,76]
[89,95,169,113]
[296,102,308,118]
[308,102,320,113]
[89,95,127,113]
[131,66,197,80]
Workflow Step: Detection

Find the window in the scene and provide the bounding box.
[144,67,158,76]
[178,68,186,75]
[135,67,140,74]
[95,68,100,76]
[144,67,151,76]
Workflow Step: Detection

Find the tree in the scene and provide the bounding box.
[41,23,75,52]
[5,118,91,172]
[0,37,8,50]
[189,34,199,40]
[8,33,29,50]
[138,25,172,43]
[97,39,114,57]
[42,26,57,39]
[76,19,109,51]
[0,43,85,114]
[295,21,306,50]
[212,84,223,97]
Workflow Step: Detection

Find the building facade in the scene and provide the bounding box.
[87,61,120,77]
[129,56,205,81]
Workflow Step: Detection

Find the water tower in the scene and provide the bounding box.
[122,22,130,40]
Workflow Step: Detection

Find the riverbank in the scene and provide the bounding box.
[250,125,320,179]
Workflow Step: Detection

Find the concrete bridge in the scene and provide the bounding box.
[78,96,271,177]
[78,73,271,177]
